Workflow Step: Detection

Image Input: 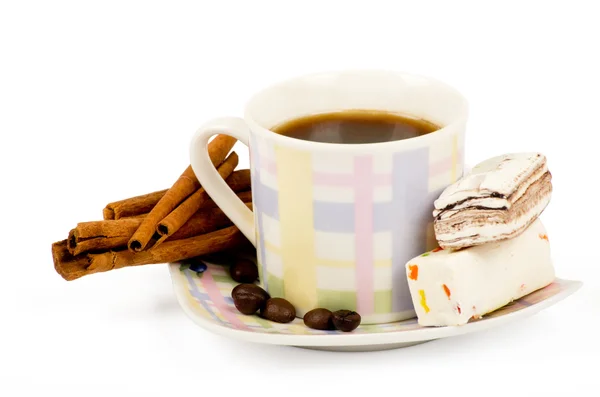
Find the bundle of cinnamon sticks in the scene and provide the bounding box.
[52,135,253,281]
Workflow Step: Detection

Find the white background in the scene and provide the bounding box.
[1,1,598,396]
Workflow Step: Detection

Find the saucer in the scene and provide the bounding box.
[169,262,581,352]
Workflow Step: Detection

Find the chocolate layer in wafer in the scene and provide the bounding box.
[433,153,552,249]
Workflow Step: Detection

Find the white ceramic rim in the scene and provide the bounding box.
[243,69,469,153]
[169,263,582,347]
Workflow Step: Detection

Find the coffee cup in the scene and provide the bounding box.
[190,70,468,324]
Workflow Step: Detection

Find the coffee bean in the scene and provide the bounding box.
[229,259,258,283]
[331,310,361,332]
[231,284,270,315]
[260,298,296,323]
[303,308,335,330]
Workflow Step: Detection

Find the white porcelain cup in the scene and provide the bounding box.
[190,70,468,324]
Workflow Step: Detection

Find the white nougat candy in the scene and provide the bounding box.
[405,219,555,326]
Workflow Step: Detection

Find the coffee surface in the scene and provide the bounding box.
[272,110,439,144]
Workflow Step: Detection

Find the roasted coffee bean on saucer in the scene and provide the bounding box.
[229,258,258,283]
[331,310,361,332]
[303,308,335,330]
[231,284,270,315]
[260,298,296,323]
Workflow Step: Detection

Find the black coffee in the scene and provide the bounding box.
[272,110,439,144]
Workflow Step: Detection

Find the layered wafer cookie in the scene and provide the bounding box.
[433,153,552,249]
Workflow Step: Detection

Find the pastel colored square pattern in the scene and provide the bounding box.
[373,231,393,260]
[316,266,356,291]
[374,267,393,290]
[266,273,284,298]
[173,264,574,335]
[259,168,278,190]
[312,185,355,203]
[212,274,232,284]
[264,248,283,278]
[312,151,354,174]
[315,231,355,262]
[372,155,393,173]
[374,290,393,314]
[256,136,276,165]
[313,202,355,232]
[373,185,393,202]
[248,134,464,317]
[261,213,281,247]
[317,289,357,312]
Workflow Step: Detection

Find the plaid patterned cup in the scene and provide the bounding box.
[190,70,468,324]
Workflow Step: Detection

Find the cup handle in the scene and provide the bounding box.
[190,117,256,246]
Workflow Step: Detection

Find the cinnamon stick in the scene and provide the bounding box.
[103,189,167,220]
[166,202,252,242]
[53,226,250,281]
[155,153,242,246]
[221,169,250,192]
[128,134,236,252]
[69,190,252,255]
[101,169,250,220]
[124,213,147,219]
[68,217,141,256]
